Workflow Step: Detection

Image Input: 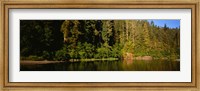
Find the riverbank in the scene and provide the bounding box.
[21,58,179,66]
[20,58,119,65]
[69,58,119,62]
[20,60,65,65]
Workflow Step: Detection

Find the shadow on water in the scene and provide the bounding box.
[20,60,180,71]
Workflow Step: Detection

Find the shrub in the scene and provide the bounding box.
[27,55,44,61]
[95,46,111,58]
[42,51,51,60]
[54,48,70,61]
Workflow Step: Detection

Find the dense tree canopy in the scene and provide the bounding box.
[20,20,180,61]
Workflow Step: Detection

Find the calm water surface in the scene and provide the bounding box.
[20,60,180,71]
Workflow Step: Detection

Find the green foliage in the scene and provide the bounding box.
[81,42,95,58]
[95,46,111,58]
[21,55,44,61]
[42,51,51,60]
[20,20,180,61]
[110,44,123,58]
[20,20,63,60]
[54,46,70,61]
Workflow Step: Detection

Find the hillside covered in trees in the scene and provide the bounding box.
[20,20,180,61]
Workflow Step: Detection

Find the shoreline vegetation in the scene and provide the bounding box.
[20,20,180,63]
[20,56,180,64]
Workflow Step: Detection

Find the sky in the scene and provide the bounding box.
[147,20,180,28]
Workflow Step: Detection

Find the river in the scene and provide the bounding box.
[20,59,180,71]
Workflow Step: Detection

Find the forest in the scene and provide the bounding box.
[20,20,180,61]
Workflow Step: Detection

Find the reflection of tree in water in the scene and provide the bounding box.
[21,60,180,71]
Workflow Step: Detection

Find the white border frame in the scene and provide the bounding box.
[9,9,191,82]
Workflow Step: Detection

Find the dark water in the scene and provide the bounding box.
[20,60,180,71]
